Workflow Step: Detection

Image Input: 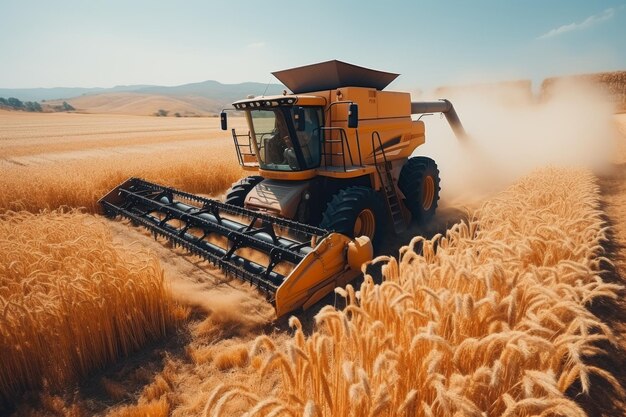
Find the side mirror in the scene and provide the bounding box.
[348,103,359,128]
[294,107,306,131]
[220,111,228,130]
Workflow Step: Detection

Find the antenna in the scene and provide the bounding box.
[261,76,273,97]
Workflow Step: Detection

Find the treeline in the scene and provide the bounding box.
[0,97,42,112]
[154,109,200,117]
[0,97,76,112]
[52,101,76,112]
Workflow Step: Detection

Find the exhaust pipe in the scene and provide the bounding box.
[411,99,467,140]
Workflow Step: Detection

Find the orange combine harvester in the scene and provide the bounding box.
[100,60,466,316]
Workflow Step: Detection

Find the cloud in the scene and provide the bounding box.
[247,41,266,49]
[537,8,615,39]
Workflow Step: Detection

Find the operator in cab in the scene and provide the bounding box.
[266,115,299,169]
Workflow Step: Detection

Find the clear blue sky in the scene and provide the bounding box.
[1,0,625,90]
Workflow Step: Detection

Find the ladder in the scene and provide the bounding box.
[372,132,407,234]
[231,129,257,168]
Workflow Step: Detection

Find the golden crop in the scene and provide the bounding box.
[204,167,621,417]
[0,112,249,413]
[0,112,246,213]
[0,147,243,213]
[0,209,176,406]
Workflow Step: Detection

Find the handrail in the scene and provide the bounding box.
[323,100,364,168]
[231,129,257,168]
[320,126,359,172]
[371,131,390,188]
[355,129,362,166]
[371,131,389,167]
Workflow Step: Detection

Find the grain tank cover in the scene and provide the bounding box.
[272,60,399,94]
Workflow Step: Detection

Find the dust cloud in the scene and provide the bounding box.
[413,79,619,207]
[169,279,274,334]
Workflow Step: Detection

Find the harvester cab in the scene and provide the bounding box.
[100,60,466,317]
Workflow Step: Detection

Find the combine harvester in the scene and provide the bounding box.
[100,60,466,316]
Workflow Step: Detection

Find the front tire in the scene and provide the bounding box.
[224,176,263,207]
[398,157,440,224]
[319,186,386,247]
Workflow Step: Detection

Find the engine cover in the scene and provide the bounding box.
[245,180,310,219]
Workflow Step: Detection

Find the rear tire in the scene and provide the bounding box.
[224,176,264,207]
[319,186,386,248]
[398,157,440,224]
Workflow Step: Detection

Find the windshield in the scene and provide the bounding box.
[248,107,323,171]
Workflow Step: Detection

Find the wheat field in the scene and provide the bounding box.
[0,209,178,407]
[0,111,245,213]
[1,108,624,416]
[0,112,249,412]
[202,167,622,417]
[0,112,252,414]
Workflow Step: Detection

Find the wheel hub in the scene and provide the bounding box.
[354,209,376,239]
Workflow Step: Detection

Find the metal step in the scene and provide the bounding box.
[376,163,407,234]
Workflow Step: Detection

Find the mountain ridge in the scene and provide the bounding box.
[0,80,285,116]
[0,80,284,103]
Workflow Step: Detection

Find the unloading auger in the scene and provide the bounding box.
[99,177,372,317]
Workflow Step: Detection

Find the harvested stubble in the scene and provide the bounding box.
[206,167,622,417]
[0,210,175,406]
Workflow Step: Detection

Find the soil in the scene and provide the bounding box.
[579,114,626,417]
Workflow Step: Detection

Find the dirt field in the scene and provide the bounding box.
[603,114,626,278]
[1,108,626,416]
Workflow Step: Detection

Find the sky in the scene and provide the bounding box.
[1,0,625,91]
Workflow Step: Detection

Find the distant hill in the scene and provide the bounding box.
[136,80,284,104]
[0,80,285,116]
[46,92,225,116]
[0,85,154,102]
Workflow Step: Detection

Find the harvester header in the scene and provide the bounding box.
[99,178,371,317]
